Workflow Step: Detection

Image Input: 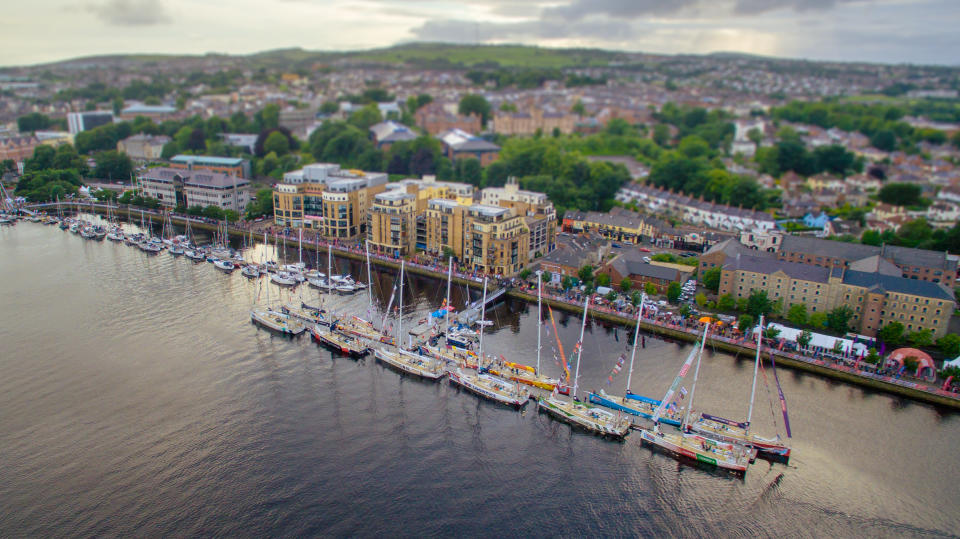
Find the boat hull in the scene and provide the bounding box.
[449,370,528,407]
[588,391,683,427]
[536,397,630,438]
[374,348,445,380]
[638,429,748,474]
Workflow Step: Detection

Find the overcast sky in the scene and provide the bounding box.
[4,0,959,67]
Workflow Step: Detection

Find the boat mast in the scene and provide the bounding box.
[536,271,543,376]
[477,277,488,369]
[365,240,373,308]
[746,314,764,435]
[572,295,589,399]
[396,260,405,350]
[682,323,710,431]
[298,228,302,266]
[264,232,270,306]
[625,293,646,396]
[327,246,332,295]
[444,257,453,334]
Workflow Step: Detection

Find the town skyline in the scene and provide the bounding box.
[4,0,959,67]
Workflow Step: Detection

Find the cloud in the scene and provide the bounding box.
[411,18,635,43]
[85,0,172,25]
[545,0,701,20]
[731,0,860,14]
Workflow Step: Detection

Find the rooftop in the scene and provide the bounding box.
[171,155,244,166]
[843,270,955,302]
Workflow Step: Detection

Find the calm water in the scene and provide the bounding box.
[0,220,958,537]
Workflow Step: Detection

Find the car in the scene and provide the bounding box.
[642,256,651,263]
[611,242,621,248]
[639,247,652,252]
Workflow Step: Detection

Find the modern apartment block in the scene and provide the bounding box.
[368,190,418,257]
[169,154,250,179]
[66,111,114,135]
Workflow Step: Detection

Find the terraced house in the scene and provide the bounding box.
[562,206,658,245]
[719,254,956,337]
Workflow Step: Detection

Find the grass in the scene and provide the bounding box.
[348,43,618,69]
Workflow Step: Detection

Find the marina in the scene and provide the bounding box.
[1,215,959,536]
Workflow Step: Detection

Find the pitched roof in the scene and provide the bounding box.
[725,254,831,283]
[842,270,956,302]
[780,235,880,261]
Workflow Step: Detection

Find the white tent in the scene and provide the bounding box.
[944,356,960,369]
[754,322,868,356]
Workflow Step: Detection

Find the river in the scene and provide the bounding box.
[0,220,957,537]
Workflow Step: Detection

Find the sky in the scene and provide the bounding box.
[3,0,959,67]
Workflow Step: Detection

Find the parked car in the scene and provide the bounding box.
[643,256,651,263]
[639,247,652,252]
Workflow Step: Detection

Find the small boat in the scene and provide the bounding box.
[80,227,96,239]
[106,229,124,242]
[185,249,206,261]
[139,241,162,254]
[308,276,329,289]
[281,301,326,325]
[214,259,236,272]
[169,244,184,256]
[241,264,261,278]
[250,308,306,335]
[310,325,370,357]
[271,271,297,286]
[264,261,279,273]
[334,284,356,294]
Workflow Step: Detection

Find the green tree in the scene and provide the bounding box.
[746,127,763,145]
[695,292,707,307]
[877,322,905,346]
[577,265,594,284]
[644,282,657,296]
[908,329,934,349]
[797,329,813,348]
[263,131,290,156]
[92,150,133,181]
[458,94,491,126]
[319,101,340,115]
[864,347,880,365]
[701,267,721,292]
[620,278,632,293]
[763,326,781,340]
[937,334,960,357]
[53,144,88,174]
[809,312,827,329]
[667,282,682,303]
[519,268,532,281]
[717,293,735,311]
[596,273,611,287]
[746,290,774,317]
[825,305,854,334]
[870,129,897,152]
[738,314,755,333]
[571,100,586,117]
[786,303,808,326]
[652,124,671,147]
[878,182,923,207]
[348,104,383,131]
[605,290,618,302]
[561,275,574,290]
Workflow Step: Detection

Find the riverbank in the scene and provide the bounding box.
[34,202,960,409]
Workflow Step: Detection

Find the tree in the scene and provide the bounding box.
[458,94,491,126]
[738,314,755,333]
[877,322,905,347]
[825,305,854,334]
[667,282,682,304]
[908,329,934,349]
[53,144,88,174]
[864,347,880,365]
[786,303,808,326]
[455,158,482,186]
[878,183,922,207]
[245,188,275,219]
[263,131,290,156]
[24,144,56,173]
[577,265,595,285]
[695,292,707,307]
[92,150,133,181]
[809,312,827,329]
[652,124,671,147]
[348,104,383,131]
[571,100,586,117]
[746,290,774,318]
[519,268,532,281]
[596,273,611,287]
[605,290,618,302]
[561,275,574,290]
[717,293,735,312]
[620,278,632,293]
[319,101,340,115]
[747,127,763,146]
[937,334,960,357]
[644,282,657,296]
[763,326,781,340]
[701,267,721,292]
[870,129,897,152]
[541,270,552,283]
[797,329,813,348]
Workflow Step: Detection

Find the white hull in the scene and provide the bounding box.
[374,348,445,380]
[537,396,630,438]
[449,369,528,407]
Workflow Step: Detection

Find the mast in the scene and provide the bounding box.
[478,277,488,369]
[298,228,303,266]
[264,232,270,306]
[625,293,646,396]
[682,323,710,431]
[572,295,589,399]
[536,271,543,376]
[327,246,332,295]
[444,257,453,334]
[365,240,373,308]
[746,314,764,434]
[396,260,405,351]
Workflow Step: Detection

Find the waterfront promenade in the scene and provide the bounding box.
[31,201,960,409]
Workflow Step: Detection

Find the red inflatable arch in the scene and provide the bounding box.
[886,348,937,382]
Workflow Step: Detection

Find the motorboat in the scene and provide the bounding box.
[214,259,236,272]
[241,265,261,278]
[271,271,298,286]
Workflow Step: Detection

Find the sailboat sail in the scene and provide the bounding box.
[651,344,698,423]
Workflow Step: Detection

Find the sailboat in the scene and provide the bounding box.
[251,231,306,336]
[588,294,684,426]
[637,325,752,474]
[536,296,631,438]
[487,271,566,393]
[311,318,371,357]
[449,277,529,407]
[687,315,792,462]
[373,260,445,380]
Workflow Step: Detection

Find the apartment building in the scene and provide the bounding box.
[138,167,249,212]
[480,176,556,258]
[491,109,576,136]
[415,103,482,135]
[66,111,113,134]
[368,190,417,257]
[117,134,170,161]
[719,254,956,337]
[462,205,530,277]
[438,129,501,167]
[273,165,388,238]
[777,235,957,287]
